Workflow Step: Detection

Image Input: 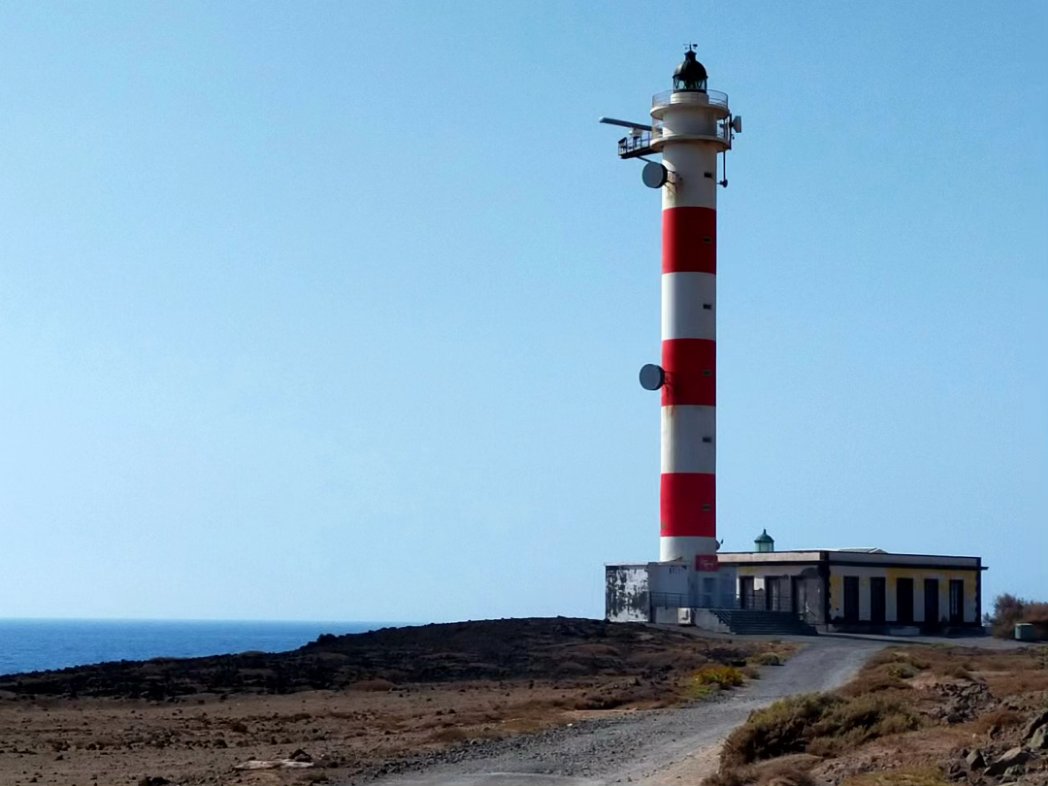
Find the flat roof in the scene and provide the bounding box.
[717,549,983,568]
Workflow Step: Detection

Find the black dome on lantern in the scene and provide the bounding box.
[673,48,708,92]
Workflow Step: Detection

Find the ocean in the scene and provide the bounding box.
[0,619,403,677]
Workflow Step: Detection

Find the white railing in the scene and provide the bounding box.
[652,88,729,111]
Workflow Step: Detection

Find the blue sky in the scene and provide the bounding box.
[1,3,1045,621]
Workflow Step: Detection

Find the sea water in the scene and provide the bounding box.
[0,619,403,677]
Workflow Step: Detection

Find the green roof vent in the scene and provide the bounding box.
[755,529,775,553]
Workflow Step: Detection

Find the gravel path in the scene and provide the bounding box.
[361,637,888,786]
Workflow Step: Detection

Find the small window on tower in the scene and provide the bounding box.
[703,369,713,377]
[701,504,712,512]
[703,236,713,244]
[702,436,712,443]
[702,303,713,310]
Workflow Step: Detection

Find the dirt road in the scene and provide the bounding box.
[364,637,888,786]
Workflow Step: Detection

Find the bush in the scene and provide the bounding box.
[990,593,1048,640]
[721,693,840,766]
[807,695,921,756]
[720,691,921,768]
[695,665,745,689]
[703,761,815,786]
[684,665,746,700]
[751,652,785,666]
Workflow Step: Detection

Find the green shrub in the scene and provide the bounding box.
[684,665,746,700]
[694,665,745,689]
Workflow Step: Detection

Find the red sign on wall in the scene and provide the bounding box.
[695,555,719,572]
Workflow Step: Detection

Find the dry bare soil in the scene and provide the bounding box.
[705,641,1048,786]
[0,617,775,786]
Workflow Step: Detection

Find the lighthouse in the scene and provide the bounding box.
[602,46,741,613]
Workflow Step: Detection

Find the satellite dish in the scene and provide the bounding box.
[641,162,668,189]
[639,363,665,391]
[731,115,743,133]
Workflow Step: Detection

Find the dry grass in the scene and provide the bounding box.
[684,665,747,700]
[840,769,951,786]
[702,757,818,786]
[718,691,921,770]
[967,707,1022,735]
[750,652,787,667]
[711,641,1048,786]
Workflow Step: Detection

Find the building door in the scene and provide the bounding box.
[870,577,886,624]
[766,577,779,611]
[791,577,801,615]
[896,578,914,624]
[739,577,753,609]
[949,580,964,624]
[924,578,940,628]
[843,576,860,623]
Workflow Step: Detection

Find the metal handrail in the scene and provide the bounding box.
[616,119,730,157]
[650,592,689,608]
[652,591,809,615]
[652,89,729,110]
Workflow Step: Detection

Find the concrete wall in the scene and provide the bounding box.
[693,609,732,633]
[649,562,689,597]
[605,565,650,622]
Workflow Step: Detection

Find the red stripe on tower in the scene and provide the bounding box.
[660,473,716,537]
[661,338,716,406]
[662,207,717,274]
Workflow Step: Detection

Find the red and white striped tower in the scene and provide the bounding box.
[654,48,733,577]
[604,47,739,605]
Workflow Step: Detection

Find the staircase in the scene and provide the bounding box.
[712,609,818,636]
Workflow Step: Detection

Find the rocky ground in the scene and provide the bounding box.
[4,619,1042,786]
[703,639,1048,786]
[0,618,775,786]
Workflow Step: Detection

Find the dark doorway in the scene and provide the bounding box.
[870,577,886,624]
[739,577,754,609]
[843,576,860,623]
[766,577,779,611]
[896,578,914,624]
[924,578,940,628]
[791,577,801,615]
[949,579,964,624]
